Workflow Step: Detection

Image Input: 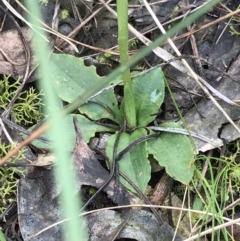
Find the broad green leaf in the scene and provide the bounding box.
[132,68,165,126]
[106,128,150,193]
[0,230,6,241]
[147,123,194,184]
[50,54,121,123]
[193,198,204,211]
[29,114,115,150]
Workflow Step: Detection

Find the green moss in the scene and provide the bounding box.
[229,17,240,36]
[0,143,25,221]
[60,9,69,20]
[0,75,44,220]
[96,54,114,64]
[0,75,44,125]
[39,0,49,5]
[128,39,139,49]
[227,140,240,192]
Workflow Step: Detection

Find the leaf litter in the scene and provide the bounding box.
[1,0,240,240]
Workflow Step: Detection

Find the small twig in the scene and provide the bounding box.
[215,3,240,44]
[0,118,14,144]
[139,54,240,85]
[0,48,26,65]
[173,186,188,241]
[155,126,221,148]
[51,0,60,31]
[0,123,50,166]
[0,116,52,144]
[179,0,203,75]
[171,7,240,43]
[125,126,221,151]
[116,134,160,161]
[0,2,7,31]
[0,202,16,221]
[165,74,205,118]
[70,0,89,37]
[196,150,212,192]
[224,198,240,212]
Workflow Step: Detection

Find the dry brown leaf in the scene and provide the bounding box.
[32,153,56,167]
[0,27,37,81]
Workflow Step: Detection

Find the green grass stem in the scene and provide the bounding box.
[117,0,136,128]
[24,1,87,240]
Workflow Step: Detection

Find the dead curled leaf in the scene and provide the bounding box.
[72,117,131,206]
[181,54,240,152]
[0,27,37,81]
[87,209,183,241]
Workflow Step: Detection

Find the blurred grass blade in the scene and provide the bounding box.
[24,1,87,240]
[0,230,6,241]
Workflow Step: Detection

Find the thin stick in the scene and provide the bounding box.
[0,123,50,165]
[0,119,14,144]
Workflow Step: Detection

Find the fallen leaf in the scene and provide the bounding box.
[72,117,131,206]
[0,27,37,82]
[181,54,240,152]
[87,209,183,241]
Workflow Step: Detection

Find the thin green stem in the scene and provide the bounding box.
[164,77,197,152]
[117,0,136,128]
[24,1,87,240]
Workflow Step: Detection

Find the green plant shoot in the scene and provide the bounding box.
[117,0,136,128]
